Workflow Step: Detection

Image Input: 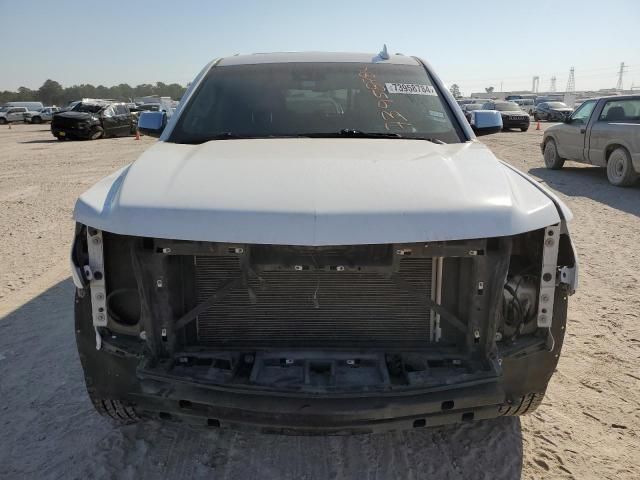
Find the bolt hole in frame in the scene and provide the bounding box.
[86,228,107,349]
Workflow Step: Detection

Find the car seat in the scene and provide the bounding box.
[604,106,626,121]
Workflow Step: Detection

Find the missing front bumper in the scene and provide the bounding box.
[131,371,506,433]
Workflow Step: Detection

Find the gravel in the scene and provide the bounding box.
[0,123,638,479]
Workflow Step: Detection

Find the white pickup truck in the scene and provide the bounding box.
[23,106,61,124]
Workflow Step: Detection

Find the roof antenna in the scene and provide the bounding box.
[378,44,390,60]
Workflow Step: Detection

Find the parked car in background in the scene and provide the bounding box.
[51,100,136,140]
[73,50,576,433]
[135,102,175,118]
[457,99,483,109]
[1,101,44,111]
[481,101,530,131]
[462,103,485,122]
[0,106,28,124]
[534,95,564,106]
[62,98,117,112]
[513,98,535,115]
[23,106,61,123]
[467,108,503,134]
[534,102,574,122]
[542,95,640,186]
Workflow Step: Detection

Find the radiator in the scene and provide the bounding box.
[194,252,434,349]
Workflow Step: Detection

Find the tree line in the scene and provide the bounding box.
[0,79,188,106]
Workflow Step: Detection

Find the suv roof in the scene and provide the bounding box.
[217,51,420,67]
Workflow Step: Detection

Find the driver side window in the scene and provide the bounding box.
[570,101,596,124]
[103,106,115,118]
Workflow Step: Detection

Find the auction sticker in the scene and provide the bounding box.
[385,83,437,95]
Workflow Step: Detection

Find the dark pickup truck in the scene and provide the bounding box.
[51,101,136,141]
[541,95,640,186]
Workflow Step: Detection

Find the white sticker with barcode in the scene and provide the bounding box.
[385,83,437,96]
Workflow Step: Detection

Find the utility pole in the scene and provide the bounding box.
[532,76,539,93]
[616,62,627,90]
[564,68,576,107]
[549,76,557,92]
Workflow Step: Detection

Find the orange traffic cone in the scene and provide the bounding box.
[135,130,140,140]
[536,120,541,131]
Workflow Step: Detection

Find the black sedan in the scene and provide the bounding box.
[534,102,574,122]
[481,101,530,131]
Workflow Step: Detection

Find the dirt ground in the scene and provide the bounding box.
[0,123,638,480]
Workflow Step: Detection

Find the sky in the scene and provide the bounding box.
[0,0,639,95]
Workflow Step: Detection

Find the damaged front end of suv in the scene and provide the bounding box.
[71,51,577,433]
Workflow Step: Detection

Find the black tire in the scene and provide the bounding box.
[543,139,565,169]
[521,127,528,132]
[89,126,104,140]
[56,136,66,141]
[0,118,6,125]
[32,116,42,124]
[500,392,545,416]
[87,388,140,424]
[606,147,639,187]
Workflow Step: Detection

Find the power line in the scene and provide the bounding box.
[454,64,639,84]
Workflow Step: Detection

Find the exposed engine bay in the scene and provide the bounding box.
[72,225,576,396]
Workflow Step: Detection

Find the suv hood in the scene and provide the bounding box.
[74,139,568,245]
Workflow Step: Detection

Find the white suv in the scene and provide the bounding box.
[72,50,578,433]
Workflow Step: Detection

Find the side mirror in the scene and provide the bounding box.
[564,116,572,124]
[137,111,166,138]
[471,110,503,136]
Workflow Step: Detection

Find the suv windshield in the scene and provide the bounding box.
[72,103,105,114]
[493,102,521,111]
[169,62,462,144]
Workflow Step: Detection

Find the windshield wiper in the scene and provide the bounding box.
[338,129,403,138]
[298,130,446,144]
[178,130,447,145]
[177,132,256,144]
[298,129,402,139]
